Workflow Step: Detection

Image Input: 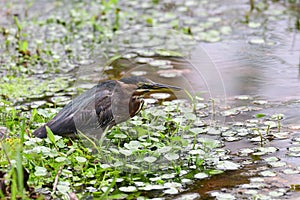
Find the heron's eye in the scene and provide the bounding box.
[136,82,142,87]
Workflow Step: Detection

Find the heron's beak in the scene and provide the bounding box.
[150,83,181,91]
[137,82,181,93]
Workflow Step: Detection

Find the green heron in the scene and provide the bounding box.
[33,76,180,138]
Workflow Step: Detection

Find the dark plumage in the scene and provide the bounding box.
[33,76,180,138]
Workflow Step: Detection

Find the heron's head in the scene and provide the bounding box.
[120,76,181,94]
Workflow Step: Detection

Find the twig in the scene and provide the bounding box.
[52,165,64,193]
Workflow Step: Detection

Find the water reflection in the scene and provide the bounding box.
[199,33,300,101]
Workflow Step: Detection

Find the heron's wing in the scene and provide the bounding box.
[33,81,118,138]
[67,84,116,135]
[94,88,115,129]
[32,85,102,137]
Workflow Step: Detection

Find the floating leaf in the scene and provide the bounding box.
[288,146,300,152]
[124,141,142,150]
[238,148,254,156]
[174,193,200,200]
[141,184,166,191]
[282,168,300,174]
[164,187,179,194]
[260,170,276,177]
[144,156,157,163]
[131,71,147,76]
[188,149,205,155]
[156,146,172,154]
[189,128,205,134]
[269,190,284,197]
[194,172,208,179]
[253,100,268,105]
[216,161,240,170]
[264,156,279,162]
[249,38,265,45]
[255,147,278,154]
[269,161,286,168]
[198,137,221,148]
[248,22,261,28]
[162,174,176,179]
[164,152,179,161]
[220,26,232,35]
[211,192,236,200]
[206,128,221,135]
[164,182,182,188]
[119,186,137,192]
[181,179,193,184]
[119,149,133,156]
[234,95,252,100]
[149,59,171,67]
[244,190,258,195]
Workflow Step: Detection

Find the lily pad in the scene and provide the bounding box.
[164,187,179,194]
[162,174,176,179]
[211,192,236,200]
[164,152,179,161]
[238,148,254,156]
[159,71,181,78]
[119,186,137,192]
[269,190,284,197]
[264,156,279,162]
[131,71,148,76]
[216,161,240,170]
[260,170,276,177]
[248,22,261,28]
[144,156,157,163]
[282,168,300,174]
[140,184,166,191]
[174,193,200,200]
[268,161,286,168]
[249,38,265,45]
[288,146,300,152]
[149,59,171,67]
[194,172,209,179]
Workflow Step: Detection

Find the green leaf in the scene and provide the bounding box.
[57,182,70,194]
[20,40,28,52]
[207,169,224,175]
[75,156,87,163]
[55,157,67,162]
[34,166,47,177]
[164,152,179,161]
[46,126,56,146]
[144,156,157,163]
[255,113,266,118]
